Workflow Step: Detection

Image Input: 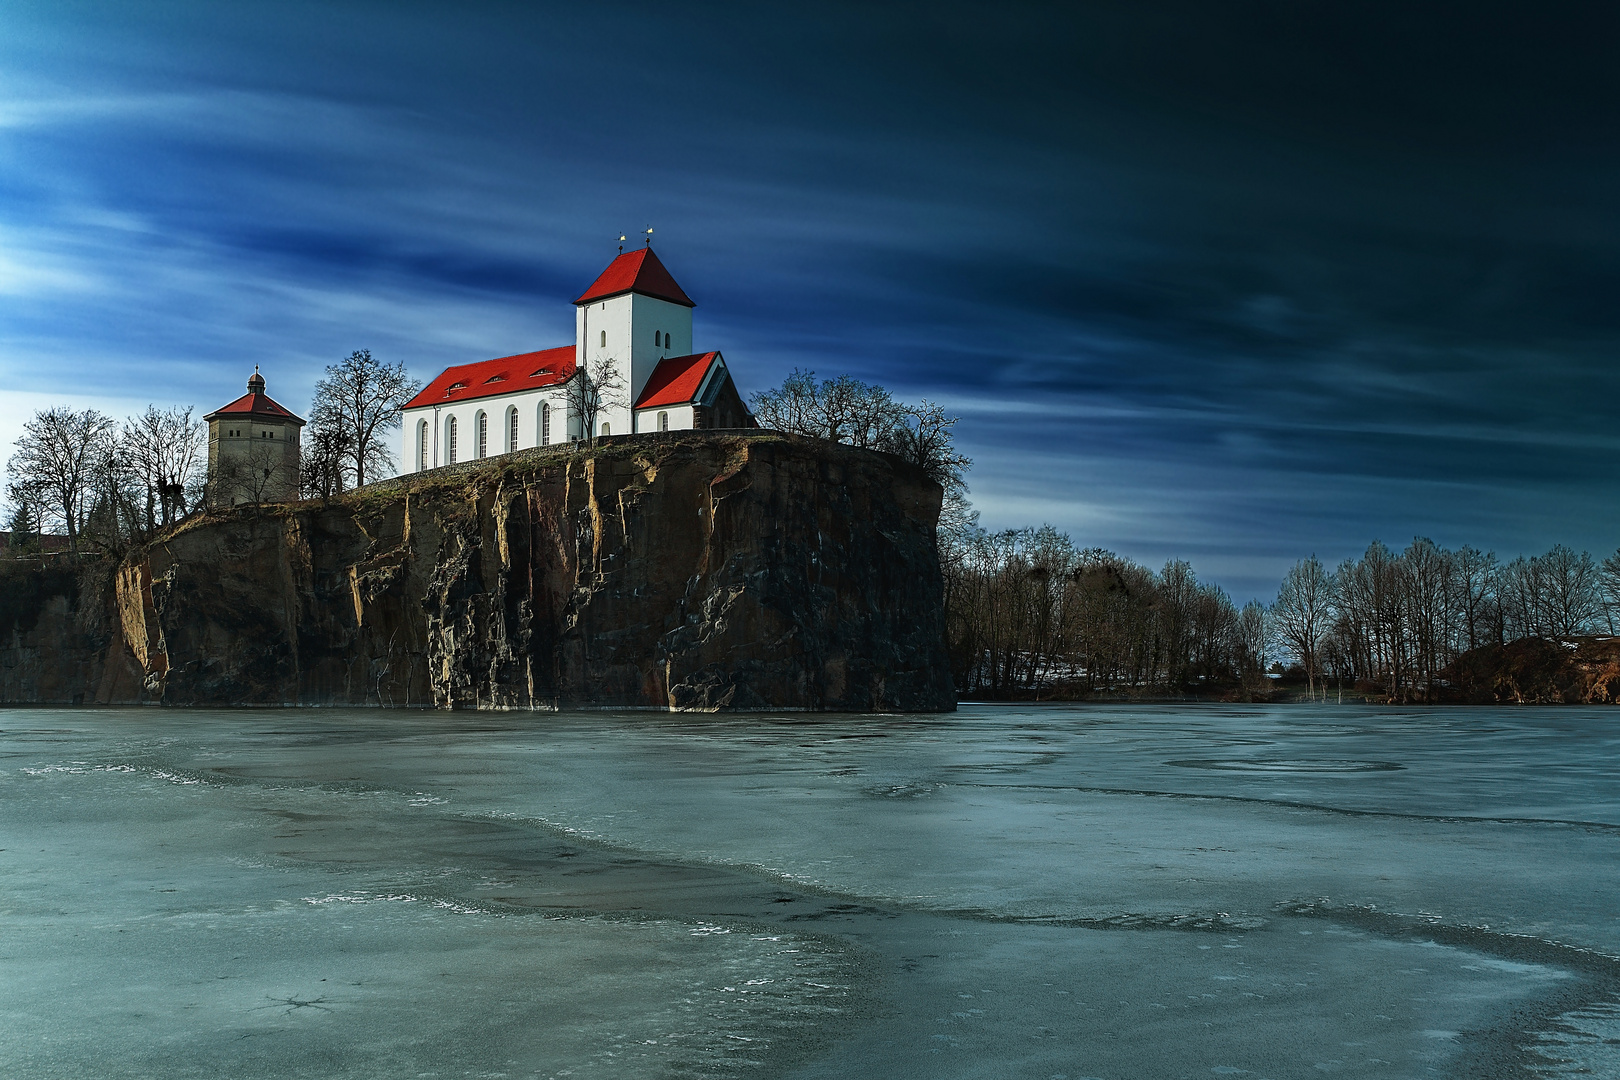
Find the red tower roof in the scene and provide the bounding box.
[403,345,576,410]
[574,248,695,308]
[204,370,306,425]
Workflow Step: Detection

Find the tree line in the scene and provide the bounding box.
[937,522,1272,698]
[937,523,1620,701]
[1273,539,1620,702]
[747,371,1620,701]
[4,351,415,554]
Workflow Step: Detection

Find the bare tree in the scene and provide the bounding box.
[310,350,420,487]
[1234,600,1273,699]
[1272,555,1334,700]
[123,406,205,532]
[752,369,898,448]
[300,420,352,502]
[564,355,624,445]
[1600,547,1620,635]
[751,371,972,508]
[881,400,972,496]
[1534,544,1604,637]
[5,481,38,554]
[6,407,116,554]
[1452,545,1499,649]
[749,369,820,435]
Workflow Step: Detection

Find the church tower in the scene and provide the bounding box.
[572,246,695,437]
[204,368,306,505]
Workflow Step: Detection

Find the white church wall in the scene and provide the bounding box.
[634,404,694,433]
[401,385,577,474]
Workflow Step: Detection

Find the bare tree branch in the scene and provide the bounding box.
[6,407,116,554]
[310,350,420,487]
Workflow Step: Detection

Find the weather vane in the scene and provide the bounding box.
[645,227,653,246]
[618,233,627,253]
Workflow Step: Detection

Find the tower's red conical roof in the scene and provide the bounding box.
[574,248,695,308]
[204,369,305,425]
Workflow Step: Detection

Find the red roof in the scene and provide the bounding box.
[574,248,695,308]
[404,345,576,410]
[204,391,305,425]
[634,352,722,409]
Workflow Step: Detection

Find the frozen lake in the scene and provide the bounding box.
[3,704,1618,1079]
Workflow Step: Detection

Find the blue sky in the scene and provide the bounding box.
[3,2,1619,600]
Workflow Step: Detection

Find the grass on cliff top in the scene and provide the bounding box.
[157,430,798,540]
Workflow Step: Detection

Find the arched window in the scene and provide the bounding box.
[447,416,458,464]
[507,407,518,452]
[601,422,611,437]
[653,330,661,347]
[476,411,488,458]
[418,420,428,470]
[600,330,607,348]
[541,402,551,445]
[658,411,669,432]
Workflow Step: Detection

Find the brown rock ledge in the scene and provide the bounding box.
[85,432,950,711]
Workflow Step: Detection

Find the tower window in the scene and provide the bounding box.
[418,420,428,470]
[658,411,669,432]
[508,407,518,452]
[447,416,458,463]
[476,411,488,459]
[541,402,551,445]
[600,330,607,348]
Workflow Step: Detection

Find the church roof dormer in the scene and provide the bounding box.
[574,248,695,308]
[204,367,307,425]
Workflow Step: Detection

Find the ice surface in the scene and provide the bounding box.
[1,704,1616,1078]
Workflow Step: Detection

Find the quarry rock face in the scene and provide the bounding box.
[102,433,952,711]
[0,561,141,705]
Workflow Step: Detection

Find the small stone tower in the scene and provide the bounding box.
[204,368,306,505]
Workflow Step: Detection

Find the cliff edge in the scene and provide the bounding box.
[95,432,951,711]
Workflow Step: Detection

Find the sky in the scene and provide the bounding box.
[2,1,1618,600]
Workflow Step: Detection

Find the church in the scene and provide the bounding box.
[400,246,752,473]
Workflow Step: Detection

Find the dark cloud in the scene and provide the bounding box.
[2,1,1618,599]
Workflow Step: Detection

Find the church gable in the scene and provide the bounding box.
[634,352,722,409]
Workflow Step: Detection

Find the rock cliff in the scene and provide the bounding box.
[89,432,951,711]
[0,559,142,705]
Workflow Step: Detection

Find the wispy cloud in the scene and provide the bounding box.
[0,3,1617,600]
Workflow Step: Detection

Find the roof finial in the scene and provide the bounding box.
[618,234,626,254]
[644,226,653,247]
